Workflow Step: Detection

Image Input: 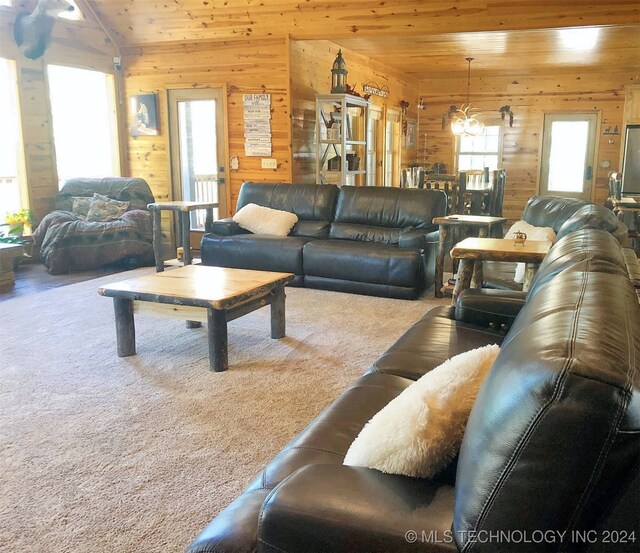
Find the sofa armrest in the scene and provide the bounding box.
[205,217,251,236]
[258,464,456,553]
[454,289,527,332]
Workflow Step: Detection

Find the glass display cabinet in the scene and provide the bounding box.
[315,94,370,185]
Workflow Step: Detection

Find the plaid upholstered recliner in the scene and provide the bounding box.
[33,177,155,274]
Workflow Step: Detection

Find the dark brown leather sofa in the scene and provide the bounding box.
[187,226,639,552]
[200,182,448,299]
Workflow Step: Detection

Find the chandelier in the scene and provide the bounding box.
[446,57,484,137]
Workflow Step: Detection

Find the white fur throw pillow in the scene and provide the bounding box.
[505,220,556,283]
[232,203,298,236]
[344,344,500,478]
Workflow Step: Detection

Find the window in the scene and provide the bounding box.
[47,65,120,187]
[0,1,12,7]
[456,124,502,171]
[0,58,26,215]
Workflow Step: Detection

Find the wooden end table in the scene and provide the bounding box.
[0,243,24,289]
[148,201,219,272]
[450,237,551,303]
[432,215,507,297]
[98,265,295,372]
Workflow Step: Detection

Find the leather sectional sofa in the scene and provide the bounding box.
[201,182,448,299]
[188,222,640,552]
[484,195,627,290]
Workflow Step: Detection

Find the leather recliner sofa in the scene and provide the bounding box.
[484,194,627,289]
[187,226,639,553]
[200,182,448,299]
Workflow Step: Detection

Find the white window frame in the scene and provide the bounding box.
[455,118,504,173]
[0,57,28,215]
[47,64,121,187]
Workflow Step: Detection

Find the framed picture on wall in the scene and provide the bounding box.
[405,120,417,148]
[130,93,159,136]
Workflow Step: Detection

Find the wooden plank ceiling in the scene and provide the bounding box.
[86,0,640,78]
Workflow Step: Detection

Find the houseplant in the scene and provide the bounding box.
[4,209,34,237]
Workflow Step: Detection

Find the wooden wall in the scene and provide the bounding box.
[0,1,119,223]
[290,39,419,185]
[122,37,292,216]
[418,71,640,221]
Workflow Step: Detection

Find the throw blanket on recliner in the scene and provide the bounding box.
[34,177,155,274]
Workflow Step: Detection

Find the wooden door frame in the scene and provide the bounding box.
[537,111,601,202]
[166,84,231,251]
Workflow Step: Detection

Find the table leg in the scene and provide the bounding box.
[207,308,228,372]
[523,263,539,292]
[471,260,484,288]
[181,212,192,265]
[435,225,448,297]
[151,209,164,272]
[271,285,286,339]
[205,208,214,233]
[113,298,135,357]
[452,259,473,304]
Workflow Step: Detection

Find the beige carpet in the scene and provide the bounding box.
[0,268,445,552]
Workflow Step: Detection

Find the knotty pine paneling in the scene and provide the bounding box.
[291,39,419,185]
[90,1,640,46]
[0,3,119,222]
[418,72,640,222]
[123,37,292,225]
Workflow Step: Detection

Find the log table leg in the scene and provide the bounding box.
[113,298,135,357]
[207,308,228,372]
[471,260,484,288]
[452,259,473,304]
[523,263,539,292]
[435,225,448,297]
[270,285,286,339]
[181,211,192,266]
[151,209,164,272]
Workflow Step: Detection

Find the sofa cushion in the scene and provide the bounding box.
[371,307,505,381]
[527,228,627,298]
[521,195,588,233]
[201,234,312,275]
[344,345,500,478]
[232,203,298,236]
[236,182,338,238]
[453,258,640,550]
[86,193,130,222]
[303,240,422,288]
[333,186,447,232]
[556,203,623,240]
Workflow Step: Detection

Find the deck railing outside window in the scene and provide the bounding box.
[192,174,220,230]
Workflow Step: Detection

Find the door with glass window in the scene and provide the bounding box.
[540,113,598,200]
[168,88,228,244]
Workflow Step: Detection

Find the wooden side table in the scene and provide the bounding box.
[450,238,551,303]
[432,215,507,297]
[148,201,219,272]
[0,243,24,290]
[612,198,640,251]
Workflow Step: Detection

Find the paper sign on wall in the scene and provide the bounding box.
[243,94,272,157]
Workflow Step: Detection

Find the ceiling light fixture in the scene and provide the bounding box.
[442,57,484,137]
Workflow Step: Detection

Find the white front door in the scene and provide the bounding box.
[539,113,598,201]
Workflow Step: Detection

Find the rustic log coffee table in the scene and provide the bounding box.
[98,265,295,372]
[450,237,552,303]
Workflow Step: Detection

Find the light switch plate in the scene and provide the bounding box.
[261,158,277,169]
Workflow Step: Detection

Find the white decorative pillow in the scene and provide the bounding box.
[232,203,298,236]
[506,220,556,283]
[344,344,501,478]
